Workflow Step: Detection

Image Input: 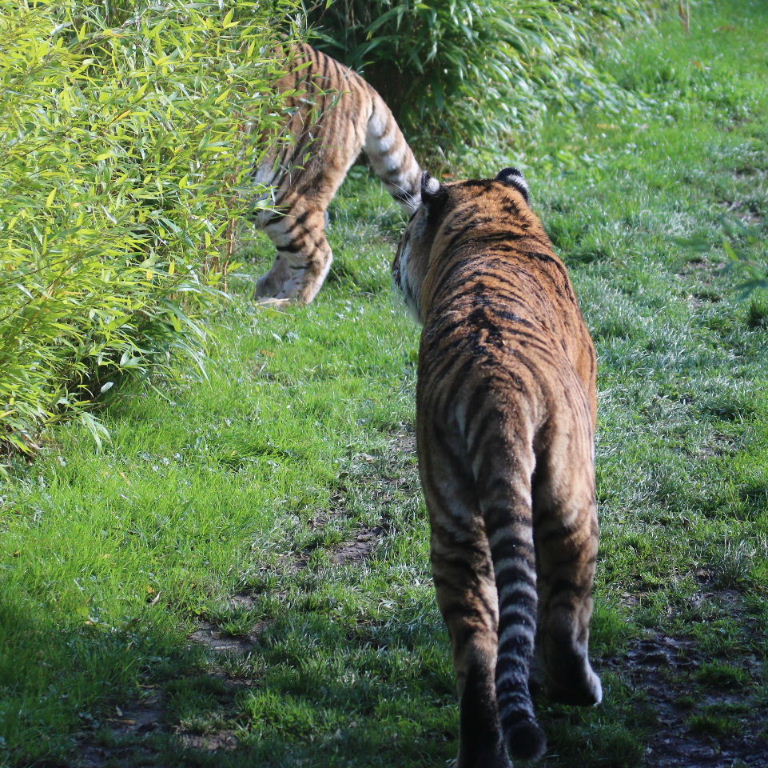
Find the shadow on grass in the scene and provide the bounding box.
[53,596,458,768]
[56,587,658,768]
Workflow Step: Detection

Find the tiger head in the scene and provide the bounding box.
[393,167,531,323]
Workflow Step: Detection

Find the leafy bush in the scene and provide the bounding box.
[306,0,651,162]
[0,0,299,457]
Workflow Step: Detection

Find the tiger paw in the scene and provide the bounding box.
[547,664,602,707]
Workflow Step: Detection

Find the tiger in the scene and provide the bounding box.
[252,43,422,304]
[393,168,602,766]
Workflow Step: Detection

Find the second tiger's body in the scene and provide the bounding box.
[254,43,421,304]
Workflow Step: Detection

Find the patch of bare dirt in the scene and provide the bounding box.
[331,524,386,564]
[189,618,271,655]
[76,688,166,767]
[678,255,727,278]
[179,730,239,752]
[612,590,768,768]
[720,199,764,226]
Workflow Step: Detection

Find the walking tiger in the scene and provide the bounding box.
[253,43,421,304]
[393,169,602,766]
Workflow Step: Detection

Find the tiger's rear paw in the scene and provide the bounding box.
[547,664,602,707]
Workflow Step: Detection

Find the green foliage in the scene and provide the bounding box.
[688,710,740,738]
[696,662,750,690]
[0,0,298,458]
[306,0,650,162]
[747,296,768,328]
[1,1,768,765]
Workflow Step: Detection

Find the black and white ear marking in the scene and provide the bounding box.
[421,171,447,206]
[496,167,529,201]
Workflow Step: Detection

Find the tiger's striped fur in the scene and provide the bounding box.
[393,169,602,766]
[253,43,421,304]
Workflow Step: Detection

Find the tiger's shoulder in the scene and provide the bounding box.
[393,168,596,410]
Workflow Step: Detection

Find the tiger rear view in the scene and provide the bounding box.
[393,169,602,767]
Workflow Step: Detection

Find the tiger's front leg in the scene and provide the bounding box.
[257,207,333,304]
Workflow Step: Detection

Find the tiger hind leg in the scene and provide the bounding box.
[533,437,602,707]
[257,207,332,304]
[424,451,511,768]
[433,535,512,768]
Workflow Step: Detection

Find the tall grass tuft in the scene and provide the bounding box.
[306,0,650,163]
[0,0,300,458]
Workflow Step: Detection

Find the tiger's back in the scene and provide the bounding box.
[393,169,601,767]
[254,43,421,304]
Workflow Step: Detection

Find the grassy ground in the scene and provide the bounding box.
[2,1,767,766]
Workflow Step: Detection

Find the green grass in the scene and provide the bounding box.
[1,0,768,765]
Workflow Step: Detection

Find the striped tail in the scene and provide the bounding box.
[364,91,422,213]
[481,454,547,762]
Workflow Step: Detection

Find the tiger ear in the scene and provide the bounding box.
[496,167,529,201]
[421,171,447,207]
